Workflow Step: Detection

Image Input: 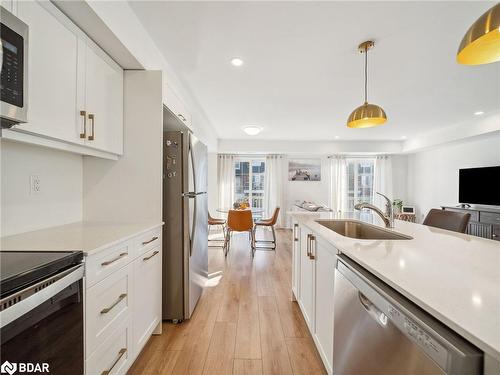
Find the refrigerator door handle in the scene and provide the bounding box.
[187,137,197,257]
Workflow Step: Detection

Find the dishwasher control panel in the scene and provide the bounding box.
[388,305,448,370]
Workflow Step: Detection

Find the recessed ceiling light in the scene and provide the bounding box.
[400,135,407,140]
[230,57,244,67]
[474,111,484,116]
[334,135,340,139]
[242,126,261,136]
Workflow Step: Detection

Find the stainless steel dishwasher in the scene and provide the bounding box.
[333,255,483,375]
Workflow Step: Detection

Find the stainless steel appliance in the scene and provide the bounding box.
[1,6,28,128]
[162,113,208,321]
[333,255,483,375]
[0,251,84,374]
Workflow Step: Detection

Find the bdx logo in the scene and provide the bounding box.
[0,361,50,374]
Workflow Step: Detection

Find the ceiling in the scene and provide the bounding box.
[129,1,500,141]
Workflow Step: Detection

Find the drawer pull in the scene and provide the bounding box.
[79,110,87,138]
[100,293,127,314]
[88,113,95,141]
[101,348,127,375]
[143,250,160,261]
[493,234,498,238]
[142,236,158,245]
[101,252,128,266]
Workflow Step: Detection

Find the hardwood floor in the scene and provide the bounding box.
[128,228,327,375]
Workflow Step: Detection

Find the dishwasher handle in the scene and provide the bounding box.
[358,292,388,326]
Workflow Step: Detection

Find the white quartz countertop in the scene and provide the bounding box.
[0,221,163,256]
[290,211,500,360]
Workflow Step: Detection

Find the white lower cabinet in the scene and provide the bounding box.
[132,246,162,354]
[294,223,337,375]
[298,225,315,330]
[84,227,162,375]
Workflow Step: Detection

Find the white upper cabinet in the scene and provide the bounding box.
[84,45,123,155]
[164,83,192,129]
[16,1,84,144]
[7,1,123,158]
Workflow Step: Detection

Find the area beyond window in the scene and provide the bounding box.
[346,158,375,211]
[234,158,266,214]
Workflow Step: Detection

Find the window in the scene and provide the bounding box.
[234,158,266,218]
[346,158,375,211]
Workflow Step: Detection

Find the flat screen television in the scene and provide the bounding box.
[459,166,500,206]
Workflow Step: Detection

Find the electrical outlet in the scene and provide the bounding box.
[30,175,41,194]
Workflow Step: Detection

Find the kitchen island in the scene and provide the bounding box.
[290,211,500,375]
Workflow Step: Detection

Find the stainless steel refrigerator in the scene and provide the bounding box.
[162,129,208,322]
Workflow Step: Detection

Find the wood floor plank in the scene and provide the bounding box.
[235,292,261,359]
[216,279,240,322]
[202,322,237,375]
[233,359,263,375]
[258,296,293,375]
[285,338,327,375]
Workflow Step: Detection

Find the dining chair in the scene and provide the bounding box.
[208,212,226,247]
[225,209,255,257]
[254,207,280,251]
[423,208,471,233]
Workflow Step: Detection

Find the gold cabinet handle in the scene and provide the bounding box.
[142,236,158,245]
[178,113,186,122]
[80,110,87,138]
[101,348,127,375]
[101,252,128,266]
[143,250,159,261]
[100,293,127,314]
[88,113,95,140]
[309,235,316,260]
[293,224,299,242]
[306,234,311,257]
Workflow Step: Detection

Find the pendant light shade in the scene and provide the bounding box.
[457,3,500,65]
[347,103,387,128]
[347,41,387,128]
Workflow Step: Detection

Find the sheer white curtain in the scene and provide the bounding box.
[264,155,285,227]
[373,155,393,208]
[217,154,235,213]
[329,156,348,212]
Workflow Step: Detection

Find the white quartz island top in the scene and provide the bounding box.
[0,221,163,256]
[290,211,500,360]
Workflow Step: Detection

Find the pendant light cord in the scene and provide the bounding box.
[364,45,368,104]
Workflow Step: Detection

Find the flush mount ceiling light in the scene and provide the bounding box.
[242,126,262,135]
[230,57,244,67]
[474,111,485,116]
[347,41,387,128]
[457,3,500,65]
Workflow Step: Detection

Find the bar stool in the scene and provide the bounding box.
[423,208,471,233]
[225,209,255,257]
[254,207,280,251]
[208,212,226,247]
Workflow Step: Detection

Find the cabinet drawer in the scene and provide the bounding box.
[479,212,500,225]
[86,241,132,288]
[86,317,133,375]
[86,263,132,355]
[134,228,161,256]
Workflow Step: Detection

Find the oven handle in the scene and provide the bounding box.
[0,264,84,328]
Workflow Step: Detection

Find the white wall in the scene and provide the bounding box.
[83,71,163,223]
[1,140,83,236]
[407,132,500,222]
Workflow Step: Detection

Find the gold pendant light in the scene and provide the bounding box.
[457,3,500,65]
[347,41,387,128]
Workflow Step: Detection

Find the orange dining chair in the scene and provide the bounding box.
[208,212,226,247]
[225,209,255,257]
[254,207,280,251]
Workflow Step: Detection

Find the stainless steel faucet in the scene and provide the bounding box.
[354,192,394,228]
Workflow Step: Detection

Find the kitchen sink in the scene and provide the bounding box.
[315,220,413,240]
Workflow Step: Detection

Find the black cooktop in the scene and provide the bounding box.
[0,251,83,298]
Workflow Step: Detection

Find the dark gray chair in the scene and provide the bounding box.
[423,209,471,233]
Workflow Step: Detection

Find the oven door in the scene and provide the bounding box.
[0,265,84,375]
[0,6,29,127]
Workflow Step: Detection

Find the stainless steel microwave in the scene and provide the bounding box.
[1,6,28,128]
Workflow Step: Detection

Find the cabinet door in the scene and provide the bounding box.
[164,83,191,129]
[16,1,84,144]
[298,226,315,331]
[84,44,123,154]
[291,222,301,300]
[313,237,336,375]
[133,246,162,355]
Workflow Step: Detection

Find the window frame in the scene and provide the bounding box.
[234,157,266,211]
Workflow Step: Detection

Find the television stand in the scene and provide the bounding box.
[442,206,500,241]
